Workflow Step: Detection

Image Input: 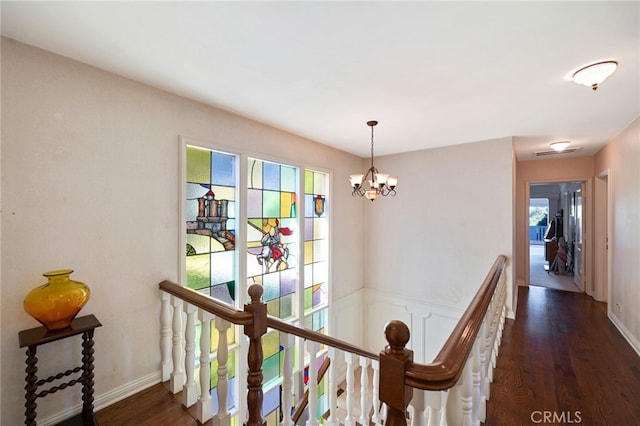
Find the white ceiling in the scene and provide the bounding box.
[2,1,639,160]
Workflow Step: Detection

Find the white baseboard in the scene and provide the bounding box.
[38,370,162,426]
[608,312,640,359]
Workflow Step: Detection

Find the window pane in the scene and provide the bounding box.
[304,170,329,315]
[185,145,237,303]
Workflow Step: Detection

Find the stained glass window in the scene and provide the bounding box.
[247,158,299,320]
[185,144,239,417]
[185,145,237,304]
[304,170,329,326]
[185,146,331,422]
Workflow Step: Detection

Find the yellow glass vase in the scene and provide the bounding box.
[23,269,91,331]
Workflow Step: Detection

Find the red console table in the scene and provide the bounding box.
[18,314,102,426]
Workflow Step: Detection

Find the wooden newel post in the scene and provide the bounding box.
[244,284,268,426]
[380,320,414,426]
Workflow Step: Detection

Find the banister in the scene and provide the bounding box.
[160,254,507,425]
[267,316,379,361]
[159,280,253,325]
[401,255,507,390]
[158,280,378,360]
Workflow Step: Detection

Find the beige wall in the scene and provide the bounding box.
[594,116,640,352]
[1,38,365,425]
[515,156,595,289]
[365,138,515,316]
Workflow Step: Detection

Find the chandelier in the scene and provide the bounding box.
[349,120,398,201]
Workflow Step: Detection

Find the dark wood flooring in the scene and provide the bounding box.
[95,285,640,425]
[95,382,211,426]
[485,285,640,425]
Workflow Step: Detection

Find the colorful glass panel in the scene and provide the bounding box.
[247,158,298,320]
[185,146,237,303]
[186,145,240,417]
[303,170,329,315]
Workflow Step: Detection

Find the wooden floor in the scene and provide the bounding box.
[95,382,211,426]
[486,285,640,425]
[95,285,640,425]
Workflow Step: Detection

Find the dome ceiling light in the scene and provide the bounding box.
[572,61,618,90]
[550,141,571,152]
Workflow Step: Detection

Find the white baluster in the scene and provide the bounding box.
[441,390,449,426]
[359,357,370,426]
[409,390,426,426]
[281,333,295,426]
[213,317,231,426]
[160,292,172,382]
[371,359,381,425]
[461,362,474,425]
[170,296,185,393]
[380,402,388,425]
[325,347,339,426]
[471,340,481,426]
[306,341,320,426]
[446,363,476,426]
[478,321,488,422]
[426,391,442,426]
[183,303,198,407]
[344,352,356,426]
[445,381,462,426]
[196,310,213,423]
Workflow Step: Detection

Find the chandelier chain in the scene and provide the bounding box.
[370,124,375,170]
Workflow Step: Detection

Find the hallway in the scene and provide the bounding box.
[529,244,581,293]
[486,286,640,425]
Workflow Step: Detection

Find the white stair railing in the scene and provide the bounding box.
[324,347,339,426]
[196,310,213,423]
[158,255,507,426]
[183,303,197,407]
[343,352,356,426]
[213,317,231,426]
[281,332,295,426]
[306,341,320,426]
[379,256,507,426]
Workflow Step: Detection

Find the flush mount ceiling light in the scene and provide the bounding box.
[550,141,571,152]
[349,120,397,201]
[572,61,618,91]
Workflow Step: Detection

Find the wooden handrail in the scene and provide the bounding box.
[158,280,378,360]
[268,316,378,361]
[402,255,507,390]
[159,280,253,325]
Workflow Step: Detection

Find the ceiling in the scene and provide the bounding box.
[2,1,639,160]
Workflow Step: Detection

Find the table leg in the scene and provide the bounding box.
[24,345,38,426]
[81,330,96,425]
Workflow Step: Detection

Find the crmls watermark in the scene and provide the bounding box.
[530,411,582,424]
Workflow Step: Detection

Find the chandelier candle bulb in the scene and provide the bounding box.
[349,174,364,187]
[376,173,389,185]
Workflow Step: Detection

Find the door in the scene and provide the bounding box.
[574,186,584,290]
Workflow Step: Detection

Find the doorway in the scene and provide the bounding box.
[528,182,584,292]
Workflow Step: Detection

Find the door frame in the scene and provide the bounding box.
[524,177,592,292]
[595,169,612,303]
